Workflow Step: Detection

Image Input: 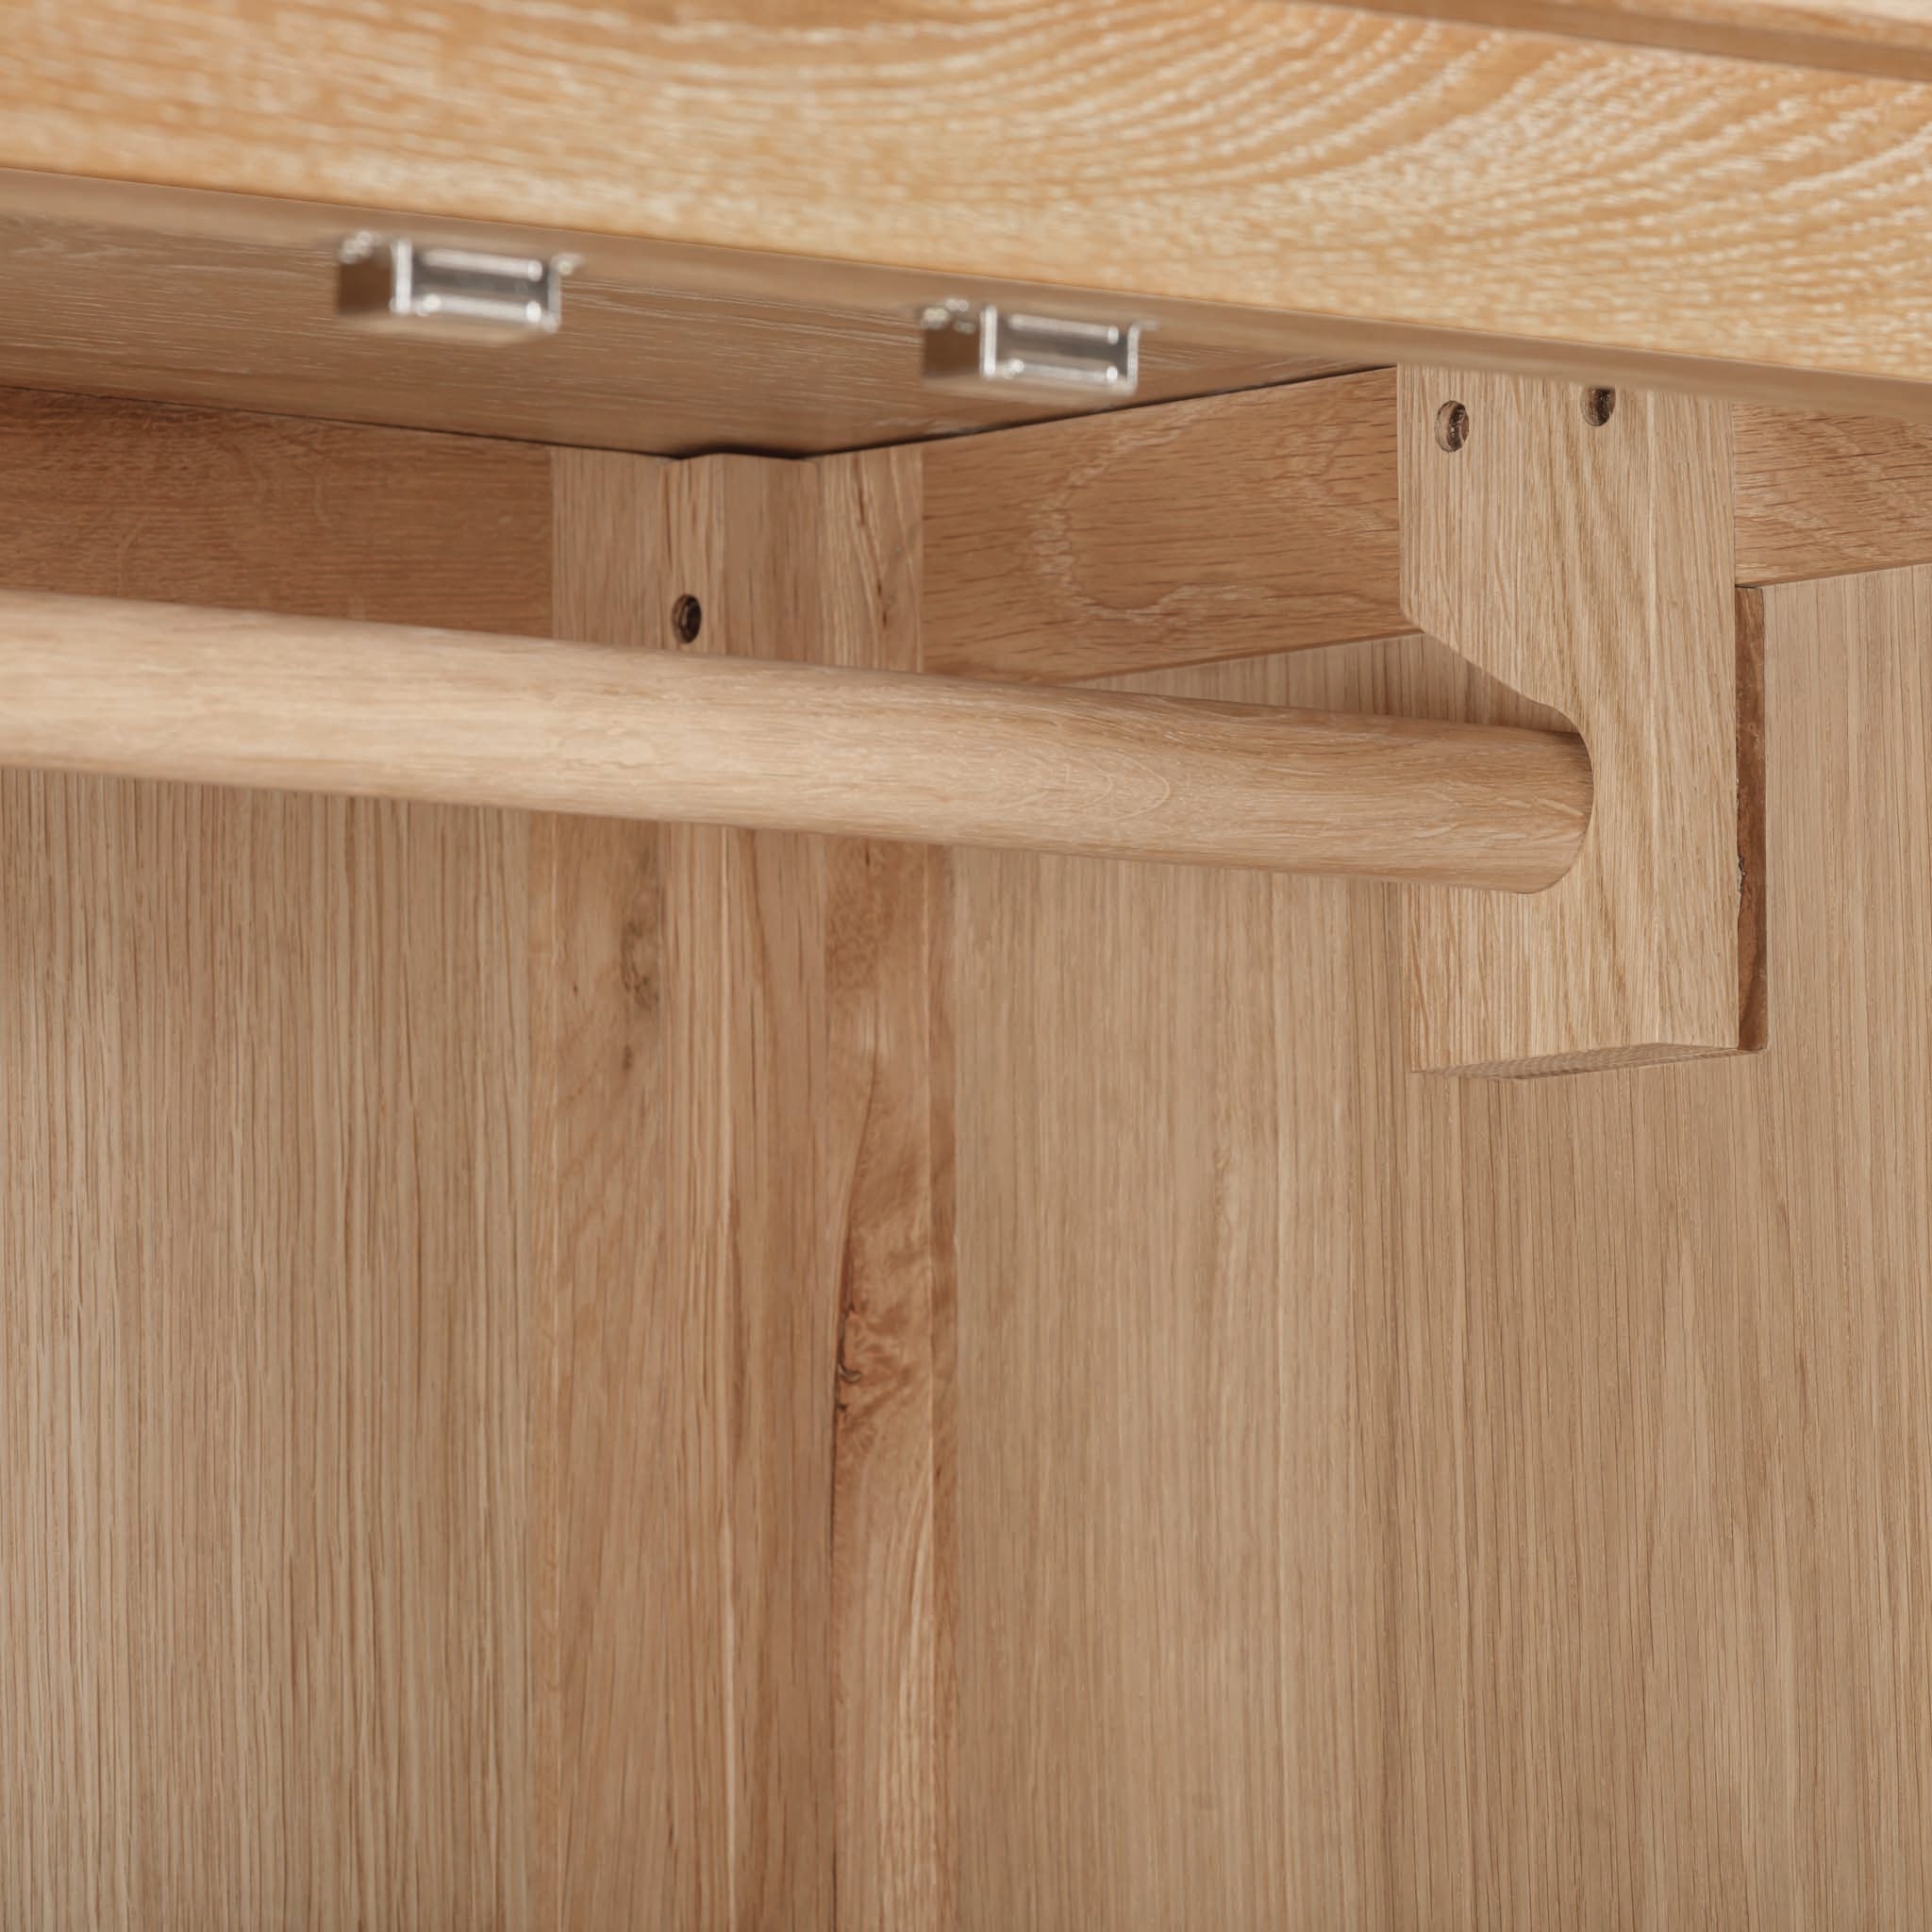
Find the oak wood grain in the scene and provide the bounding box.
[0,802,537,1931]
[1735,403,1932,586]
[1399,367,1754,1074]
[812,452,958,1932]
[0,408,958,1928]
[0,581,1590,891]
[10,378,1932,703]
[0,359,549,1931]
[0,386,550,634]
[539,448,954,1928]
[925,370,1932,683]
[659,452,956,1929]
[951,712,1398,1927]
[533,450,724,1927]
[952,574,1932,1921]
[0,170,1351,458]
[922,371,1404,681]
[1341,0,1932,80]
[9,5,1932,398]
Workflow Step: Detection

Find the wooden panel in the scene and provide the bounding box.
[950,661,1397,1927]
[670,458,845,1931]
[812,453,958,1932]
[665,452,955,1931]
[953,569,1932,1921]
[0,395,954,1927]
[540,447,953,1928]
[0,386,550,633]
[0,782,535,1927]
[1390,571,1932,1920]
[532,451,715,1926]
[0,173,1348,458]
[11,8,1932,402]
[1399,368,1753,1074]
[923,371,1404,681]
[0,357,544,1928]
[924,372,1932,686]
[1340,0,1932,80]
[11,377,1932,705]
[1735,404,1932,586]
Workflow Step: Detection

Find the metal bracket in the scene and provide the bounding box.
[919,300,1142,400]
[336,235,575,341]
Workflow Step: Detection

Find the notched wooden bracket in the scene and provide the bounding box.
[1399,367,1767,1077]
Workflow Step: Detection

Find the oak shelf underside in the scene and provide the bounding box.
[12,1,1932,411]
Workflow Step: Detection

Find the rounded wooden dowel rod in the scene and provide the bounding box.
[0,590,1590,891]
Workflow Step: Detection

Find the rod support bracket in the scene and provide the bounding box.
[1398,366,1765,1077]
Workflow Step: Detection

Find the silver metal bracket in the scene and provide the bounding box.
[336,235,575,341]
[919,300,1143,400]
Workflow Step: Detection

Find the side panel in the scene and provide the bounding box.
[953,579,1932,1924]
[0,396,545,1926]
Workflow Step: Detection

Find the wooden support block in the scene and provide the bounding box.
[1734,403,1932,587]
[541,448,955,1929]
[1398,368,1763,1075]
[921,369,1932,689]
[15,380,1932,700]
[922,371,1404,683]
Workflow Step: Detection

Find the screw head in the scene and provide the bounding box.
[1435,400,1470,454]
[918,297,974,332]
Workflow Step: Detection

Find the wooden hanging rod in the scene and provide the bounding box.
[0,590,1588,891]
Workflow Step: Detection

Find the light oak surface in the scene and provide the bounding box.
[0,408,542,1925]
[1341,0,1932,78]
[0,587,1591,891]
[12,6,1932,400]
[953,574,1932,1923]
[0,414,956,1925]
[516,447,960,1924]
[0,779,535,1928]
[926,368,1932,684]
[644,450,955,1929]
[1399,368,1754,1074]
[1733,401,1932,586]
[16,561,1932,1925]
[8,377,1932,698]
[0,387,551,632]
[922,371,1406,681]
[0,171,1344,458]
[8,381,1932,1926]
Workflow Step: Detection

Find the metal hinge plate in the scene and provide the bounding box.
[336,234,575,341]
[919,300,1143,401]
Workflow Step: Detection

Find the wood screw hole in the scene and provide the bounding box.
[1582,387,1617,426]
[1435,400,1470,454]
[672,594,704,643]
